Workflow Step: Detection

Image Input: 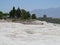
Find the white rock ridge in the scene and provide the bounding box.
[0,20,60,45]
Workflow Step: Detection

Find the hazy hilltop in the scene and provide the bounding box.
[30,7,60,18]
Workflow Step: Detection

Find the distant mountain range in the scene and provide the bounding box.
[30,7,60,18]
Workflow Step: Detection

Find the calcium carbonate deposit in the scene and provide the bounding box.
[0,20,60,45]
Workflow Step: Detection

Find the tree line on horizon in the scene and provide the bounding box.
[0,7,60,24]
[0,7,36,20]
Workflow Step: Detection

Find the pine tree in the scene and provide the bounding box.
[26,11,31,19]
[16,8,21,18]
[32,14,36,19]
[12,6,16,18]
[9,7,16,18]
[43,14,47,18]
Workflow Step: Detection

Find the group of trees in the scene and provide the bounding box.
[1,7,60,24]
[9,7,21,18]
[9,7,36,19]
[0,11,9,19]
[37,14,60,24]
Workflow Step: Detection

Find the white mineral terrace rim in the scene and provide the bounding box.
[0,20,60,45]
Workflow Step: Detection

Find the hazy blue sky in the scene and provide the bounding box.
[0,0,60,13]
